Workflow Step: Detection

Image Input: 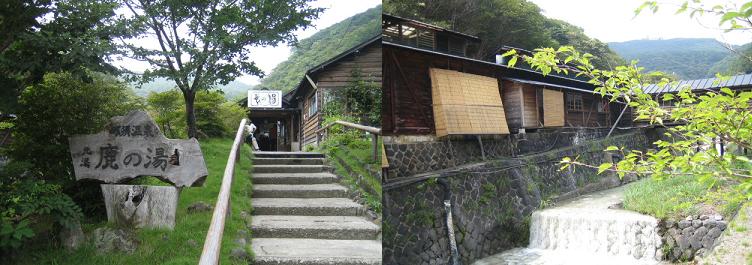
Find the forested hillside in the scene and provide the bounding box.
[608,38,735,79]
[258,5,381,92]
[709,43,752,76]
[383,0,624,70]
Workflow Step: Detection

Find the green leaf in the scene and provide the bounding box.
[720,11,741,25]
[598,163,613,174]
[605,146,619,151]
[507,56,518,68]
[501,49,517,57]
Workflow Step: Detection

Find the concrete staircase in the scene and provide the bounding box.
[250,151,381,265]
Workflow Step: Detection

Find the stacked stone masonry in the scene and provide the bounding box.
[660,214,727,262]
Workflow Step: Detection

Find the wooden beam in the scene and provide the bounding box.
[305,74,318,90]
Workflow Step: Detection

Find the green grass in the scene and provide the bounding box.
[320,138,382,215]
[624,174,745,220]
[13,138,254,265]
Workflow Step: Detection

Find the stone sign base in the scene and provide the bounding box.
[101,184,179,230]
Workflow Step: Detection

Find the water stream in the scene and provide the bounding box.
[473,186,663,265]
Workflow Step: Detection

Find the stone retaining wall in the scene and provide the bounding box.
[382,129,654,265]
[383,128,634,180]
[659,215,728,261]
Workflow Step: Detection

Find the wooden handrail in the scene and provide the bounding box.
[315,120,381,160]
[315,120,381,135]
[199,118,248,265]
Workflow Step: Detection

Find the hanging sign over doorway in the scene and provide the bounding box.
[248,90,282,108]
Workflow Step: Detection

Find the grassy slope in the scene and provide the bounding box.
[14,138,253,265]
[623,175,745,220]
[321,139,382,215]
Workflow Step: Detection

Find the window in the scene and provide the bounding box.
[566,94,584,111]
[307,92,318,117]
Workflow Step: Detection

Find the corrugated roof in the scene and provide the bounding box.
[645,73,752,94]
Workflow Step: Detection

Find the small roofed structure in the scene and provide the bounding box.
[383,13,481,57]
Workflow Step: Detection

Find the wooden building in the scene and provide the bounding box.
[285,35,382,149]
[382,14,627,137]
[241,35,381,151]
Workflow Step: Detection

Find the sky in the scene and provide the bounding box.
[112,0,381,86]
[530,0,751,45]
[115,0,750,88]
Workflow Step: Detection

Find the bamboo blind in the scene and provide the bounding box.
[430,68,509,137]
[543,89,565,127]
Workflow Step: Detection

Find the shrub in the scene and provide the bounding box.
[11,71,142,185]
[6,71,141,239]
[194,90,227,138]
[218,101,248,137]
[146,90,186,138]
[146,90,246,138]
[0,161,82,251]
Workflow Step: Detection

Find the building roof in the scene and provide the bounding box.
[382,13,481,42]
[644,73,752,94]
[384,41,595,93]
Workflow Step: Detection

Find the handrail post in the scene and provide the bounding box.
[198,118,247,265]
[372,133,378,161]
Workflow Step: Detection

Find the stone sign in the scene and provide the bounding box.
[69,111,208,187]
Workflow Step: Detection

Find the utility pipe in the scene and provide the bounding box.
[437,178,461,265]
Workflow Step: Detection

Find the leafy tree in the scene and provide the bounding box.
[0,0,122,112]
[503,0,752,197]
[0,0,52,54]
[116,0,322,138]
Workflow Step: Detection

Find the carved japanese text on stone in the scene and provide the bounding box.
[69,111,208,187]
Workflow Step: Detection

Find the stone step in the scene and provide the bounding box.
[252,238,382,265]
[253,165,329,174]
[253,157,324,165]
[253,173,338,185]
[252,198,363,216]
[254,151,325,159]
[251,215,380,240]
[253,184,348,198]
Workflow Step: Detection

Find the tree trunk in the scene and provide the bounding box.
[183,90,197,139]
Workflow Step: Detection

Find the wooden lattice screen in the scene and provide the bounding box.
[430,68,509,137]
[543,89,565,127]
